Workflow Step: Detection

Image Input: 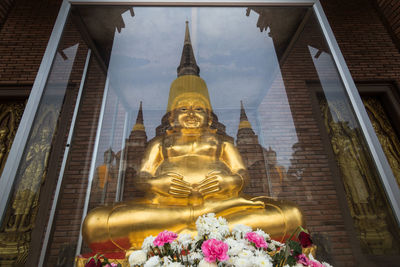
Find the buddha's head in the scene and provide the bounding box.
[0,128,8,139]
[167,75,212,130]
[170,96,211,129]
[40,126,51,142]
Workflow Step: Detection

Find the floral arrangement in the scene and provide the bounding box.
[128,213,332,267]
[85,253,121,267]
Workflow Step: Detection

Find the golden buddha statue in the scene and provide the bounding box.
[82,22,303,254]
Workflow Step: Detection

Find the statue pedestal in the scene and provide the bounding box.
[75,252,128,267]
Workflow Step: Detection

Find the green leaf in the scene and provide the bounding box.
[286,255,297,266]
[288,240,302,256]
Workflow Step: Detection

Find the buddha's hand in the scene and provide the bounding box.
[198,170,243,198]
[149,172,192,198]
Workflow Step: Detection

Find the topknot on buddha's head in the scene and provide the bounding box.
[167,75,212,112]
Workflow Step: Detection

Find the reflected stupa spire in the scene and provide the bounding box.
[239,101,253,130]
[177,21,200,77]
[132,101,145,132]
[237,101,258,145]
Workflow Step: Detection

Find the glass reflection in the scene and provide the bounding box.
[0,38,84,264]
[310,45,399,254]
[40,5,400,266]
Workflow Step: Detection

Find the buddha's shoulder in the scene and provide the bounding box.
[146,136,163,147]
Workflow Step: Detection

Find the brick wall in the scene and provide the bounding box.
[0,0,14,29]
[375,0,400,50]
[321,0,400,85]
[0,0,62,85]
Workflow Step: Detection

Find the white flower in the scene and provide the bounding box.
[234,257,253,267]
[251,256,273,267]
[178,233,193,248]
[267,242,276,251]
[254,249,270,258]
[128,250,147,266]
[198,259,218,267]
[217,216,229,227]
[232,224,252,239]
[208,229,224,240]
[271,240,283,246]
[162,256,173,265]
[165,262,184,267]
[144,256,160,267]
[225,256,237,266]
[225,237,244,256]
[322,262,333,267]
[238,249,253,259]
[188,251,203,264]
[170,240,182,253]
[142,235,156,253]
[195,213,229,240]
[255,229,270,240]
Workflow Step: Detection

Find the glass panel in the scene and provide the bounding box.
[45,55,108,265]
[309,47,400,256]
[0,16,89,265]
[23,5,400,266]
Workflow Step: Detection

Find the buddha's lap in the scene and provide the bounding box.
[83,195,302,244]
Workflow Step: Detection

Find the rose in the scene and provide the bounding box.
[298,231,313,248]
[245,232,268,248]
[153,230,178,247]
[201,239,229,263]
[85,258,102,267]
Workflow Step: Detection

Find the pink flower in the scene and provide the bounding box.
[309,260,324,267]
[201,239,229,263]
[296,254,310,266]
[245,232,268,248]
[153,230,178,247]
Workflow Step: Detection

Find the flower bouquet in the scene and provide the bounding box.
[128,213,332,267]
[84,253,121,267]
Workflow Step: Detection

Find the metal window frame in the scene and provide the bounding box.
[0,0,71,222]
[38,49,92,267]
[0,0,399,262]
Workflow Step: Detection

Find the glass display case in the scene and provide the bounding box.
[0,1,399,266]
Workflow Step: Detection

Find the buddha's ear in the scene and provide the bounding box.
[207,110,213,126]
[169,110,177,127]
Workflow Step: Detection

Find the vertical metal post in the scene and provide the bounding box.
[75,76,110,256]
[115,111,129,201]
[101,98,120,204]
[38,49,92,267]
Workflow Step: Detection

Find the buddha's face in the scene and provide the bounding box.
[171,99,210,129]
[41,128,51,142]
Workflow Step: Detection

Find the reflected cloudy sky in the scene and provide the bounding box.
[106,7,280,139]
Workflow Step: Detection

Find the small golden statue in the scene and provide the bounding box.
[82,22,303,254]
